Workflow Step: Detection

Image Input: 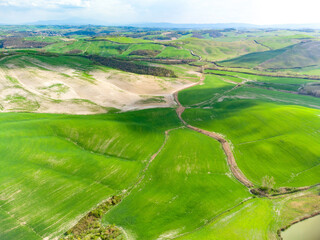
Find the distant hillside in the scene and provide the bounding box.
[261,41,320,69]
[129,22,320,30]
[219,40,320,69]
[128,23,258,29]
[177,38,269,61]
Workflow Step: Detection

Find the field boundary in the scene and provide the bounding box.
[206,66,320,80]
[171,197,253,239]
[173,72,254,188]
[278,211,320,240]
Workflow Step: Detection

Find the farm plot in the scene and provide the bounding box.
[103,128,250,239]
[178,74,237,106]
[183,95,320,187]
[0,108,181,239]
[207,69,318,92]
[179,186,320,240]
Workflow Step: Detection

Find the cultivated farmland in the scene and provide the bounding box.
[0,26,319,240]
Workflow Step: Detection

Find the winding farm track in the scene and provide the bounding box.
[173,73,254,188]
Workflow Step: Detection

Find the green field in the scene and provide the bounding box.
[0,26,320,240]
[44,40,128,57]
[176,38,268,61]
[219,41,320,71]
[178,74,236,106]
[0,109,181,239]
[182,74,320,187]
[206,69,318,92]
[179,186,320,240]
[44,39,196,60]
[103,128,250,239]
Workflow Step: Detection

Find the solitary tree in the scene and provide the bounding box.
[262,175,275,190]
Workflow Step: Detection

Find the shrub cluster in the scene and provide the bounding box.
[88,55,177,77]
[0,37,52,49]
[62,195,123,240]
[129,49,161,57]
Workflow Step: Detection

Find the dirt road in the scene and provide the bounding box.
[173,72,254,188]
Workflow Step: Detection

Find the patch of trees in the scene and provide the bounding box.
[64,30,97,36]
[88,55,177,77]
[299,82,320,97]
[191,33,205,39]
[191,30,223,39]
[62,195,123,240]
[1,37,52,49]
[129,49,161,57]
[66,49,83,54]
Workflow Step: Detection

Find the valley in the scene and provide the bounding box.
[0,25,319,240]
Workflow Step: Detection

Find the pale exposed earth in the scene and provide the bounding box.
[0,56,199,114]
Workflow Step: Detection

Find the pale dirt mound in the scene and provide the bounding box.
[0,57,196,114]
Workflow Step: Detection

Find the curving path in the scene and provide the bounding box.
[173,73,254,188]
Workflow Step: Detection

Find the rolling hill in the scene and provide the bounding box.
[219,40,320,70]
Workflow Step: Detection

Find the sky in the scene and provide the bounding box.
[0,0,319,25]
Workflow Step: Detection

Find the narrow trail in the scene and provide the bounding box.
[189,75,248,109]
[173,72,254,188]
[123,127,183,196]
[172,197,253,240]
[254,39,272,51]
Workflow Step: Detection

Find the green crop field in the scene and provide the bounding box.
[103,128,250,239]
[178,74,236,106]
[175,38,268,61]
[179,186,320,239]
[178,198,276,240]
[0,109,181,239]
[182,74,320,187]
[206,70,318,92]
[44,40,129,57]
[219,41,320,71]
[0,25,320,240]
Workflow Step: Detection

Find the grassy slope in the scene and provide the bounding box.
[256,36,304,50]
[178,198,275,240]
[177,38,268,61]
[103,128,250,239]
[0,109,181,239]
[207,69,318,92]
[178,74,236,106]
[45,39,196,59]
[104,37,151,44]
[156,46,196,59]
[260,41,320,69]
[44,40,129,57]
[219,41,320,70]
[219,45,293,68]
[178,186,320,240]
[178,70,320,188]
[178,71,319,187]
[121,43,165,56]
[183,94,320,187]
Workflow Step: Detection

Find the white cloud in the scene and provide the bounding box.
[254,0,320,25]
[0,0,90,8]
[0,0,319,25]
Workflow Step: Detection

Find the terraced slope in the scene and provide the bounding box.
[103,128,251,239]
[0,109,181,239]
